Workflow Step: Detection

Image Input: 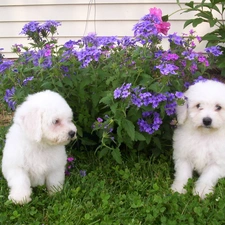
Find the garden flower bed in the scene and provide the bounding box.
[0,7,222,162]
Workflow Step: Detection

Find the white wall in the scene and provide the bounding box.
[0,0,207,58]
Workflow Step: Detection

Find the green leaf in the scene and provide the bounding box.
[162,15,169,22]
[196,11,214,21]
[192,18,205,27]
[99,93,113,105]
[98,147,110,159]
[185,1,194,8]
[111,148,122,164]
[134,131,146,141]
[202,33,219,41]
[55,80,63,88]
[153,137,162,150]
[209,18,218,27]
[218,61,225,68]
[122,119,135,141]
[184,19,194,28]
[63,77,73,87]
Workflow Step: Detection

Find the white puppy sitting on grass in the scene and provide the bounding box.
[171,80,225,199]
[2,90,77,204]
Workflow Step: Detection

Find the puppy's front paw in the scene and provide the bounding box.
[193,184,214,199]
[171,182,187,194]
[48,184,63,195]
[9,189,32,205]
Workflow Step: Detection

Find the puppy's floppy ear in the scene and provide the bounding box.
[16,107,43,142]
[176,98,188,125]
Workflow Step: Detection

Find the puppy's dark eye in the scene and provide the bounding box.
[53,119,60,125]
[196,104,201,109]
[216,105,222,111]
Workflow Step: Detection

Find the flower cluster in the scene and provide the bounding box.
[92,116,115,142]
[137,111,162,134]
[20,20,61,36]
[3,75,34,109]
[0,60,14,73]
[4,87,16,111]
[20,20,61,49]
[133,7,170,44]
[65,157,87,177]
[205,46,223,56]
[113,83,184,134]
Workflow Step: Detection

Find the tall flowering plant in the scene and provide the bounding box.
[175,0,225,75]
[0,8,221,162]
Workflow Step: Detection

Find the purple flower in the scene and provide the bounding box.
[39,20,61,32]
[131,94,142,107]
[155,63,179,75]
[193,76,208,84]
[183,51,198,60]
[163,53,179,61]
[119,36,137,47]
[0,60,14,73]
[75,46,101,68]
[98,36,118,46]
[175,92,184,98]
[114,88,122,99]
[205,46,222,56]
[20,21,40,34]
[198,55,209,66]
[165,101,177,115]
[64,40,81,49]
[60,66,69,74]
[32,49,52,68]
[155,50,164,58]
[22,76,34,86]
[97,117,103,123]
[133,14,161,44]
[82,33,99,47]
[4,87,16,111]
[79,170,87,177]
[12,44,23,53]
[113,83,132,99]
[137,111,162,134]
[168,33,184,46]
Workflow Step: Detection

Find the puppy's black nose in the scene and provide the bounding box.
[203,117,212,126]
[68,130,76,138]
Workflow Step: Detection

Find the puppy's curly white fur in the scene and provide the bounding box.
[2,90,77,204]
[171,80,225,199]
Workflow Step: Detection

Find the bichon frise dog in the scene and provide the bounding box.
[171,80,225,199]
[2,90,77,204]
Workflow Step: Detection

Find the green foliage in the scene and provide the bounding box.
[176,0,225,75]
[0,11,220,162]
[0,151,225,224]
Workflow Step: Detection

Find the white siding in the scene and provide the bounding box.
[0,0,206,58]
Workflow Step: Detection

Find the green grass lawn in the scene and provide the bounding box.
[0,147,225,225]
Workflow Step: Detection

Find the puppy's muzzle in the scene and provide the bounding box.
[202,117,212,127]
[68,130,76,139]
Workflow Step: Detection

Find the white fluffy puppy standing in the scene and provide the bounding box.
[171,80,225,199]
[2,90,77,204]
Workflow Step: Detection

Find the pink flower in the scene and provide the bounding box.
[155,22,171,35]
[67,157,74,162]
[149,7,171,35]
[149,7,162,21]
[44,49,51,57]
